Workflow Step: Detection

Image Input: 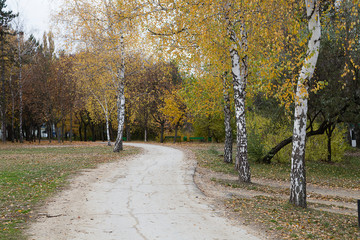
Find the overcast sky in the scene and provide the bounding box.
[6,0,56,40]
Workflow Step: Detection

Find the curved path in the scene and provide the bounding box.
[28,143,259,240]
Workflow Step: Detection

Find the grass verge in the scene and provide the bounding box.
[196,145,360,189]
[226,196,359,239]
[0,143,139,240]
[195,145,360,239]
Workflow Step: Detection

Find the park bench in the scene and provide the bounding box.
[189,137,205,142]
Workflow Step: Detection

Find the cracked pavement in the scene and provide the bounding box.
[27,143,259,240]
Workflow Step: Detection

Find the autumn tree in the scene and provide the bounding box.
[0,0,16,142]
[161,88,187,143]
[57,0,150,151]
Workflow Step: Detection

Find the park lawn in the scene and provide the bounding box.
[0,143,139,240]
[194,144,360,239]
[196,145,360,190]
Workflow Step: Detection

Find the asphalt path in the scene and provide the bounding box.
[27,143,260,240]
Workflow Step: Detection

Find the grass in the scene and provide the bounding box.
[226,196,360,239]
[196,145,360,189]
[0,142,139,240]
[194,144,360,239]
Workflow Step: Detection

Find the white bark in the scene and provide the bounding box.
[290,0,321,208]
[113,84,125,152]
[229,20,251,183]
[105,114,111,146]
[113,32,126,152]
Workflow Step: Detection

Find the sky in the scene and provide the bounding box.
[6,0,56,40]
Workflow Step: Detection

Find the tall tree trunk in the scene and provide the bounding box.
[106,114,111,146]
[70,110,73,143]
[223,74,233,163]
[61,119,65,143]
[11,90,15,143]
[48,122,52,143]
[228,17,251,182]
[326,125,335,163]
[84,124,88,141]
[290,0,321,208]
[174,123,179,143]
[38,126,41,143]
[160,122,164,143]
[113,32,126,153]
[91,123,95,142]
[144,127,147,142]
[126,123,131,142]
[57,124,61,143]
[79,124,82,141]
[113,86,125,152]
[18,33,24,144]
[1,35,6,143]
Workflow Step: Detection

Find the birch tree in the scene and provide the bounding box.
[56,0,144,151]
[290,0,321,208]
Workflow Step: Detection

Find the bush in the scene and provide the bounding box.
[306,124,348,162]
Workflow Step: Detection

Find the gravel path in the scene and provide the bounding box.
[27,143,260,240]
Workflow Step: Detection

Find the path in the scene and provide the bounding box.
[27,143,259,240]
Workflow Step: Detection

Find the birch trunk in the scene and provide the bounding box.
[112,26,126,152]
[229,20,251,183]
[113,85,125,152]
[105,114,111,146]
[223,75,233,163]
[290,0,321,208]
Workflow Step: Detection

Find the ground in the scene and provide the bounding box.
[26,143,261,240]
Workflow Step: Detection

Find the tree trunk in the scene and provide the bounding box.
[1,35,6,143]
[326,125,335,162]
[223,75,233,163]
[11,91,15,143]
[18,32,24,144]
[160,122,164,143]
[61,119,65,143]
[79,124,82,141]
[48,122,52,143]
[84,124,87,141]
[228,17,251,182]
[105,115,111,146]
[70,110,73,143]
[113,32,126,153]
[113,84,125,152]
[174,123,179,143]
[38,126,41,143]
[126,123,131,142]
[290,0,321,208]
[57,125,61,143]
[144,128,147,142]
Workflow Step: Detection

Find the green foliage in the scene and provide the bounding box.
[193,114,225,142]
[306,124,348,162]
[246,110,349,163]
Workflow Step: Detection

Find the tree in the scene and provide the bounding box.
[290,0,321,208]
[57,0,147,151]
[0,0,17,142]
[161,88,187,143]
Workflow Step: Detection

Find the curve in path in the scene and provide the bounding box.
[27,143,259,240]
